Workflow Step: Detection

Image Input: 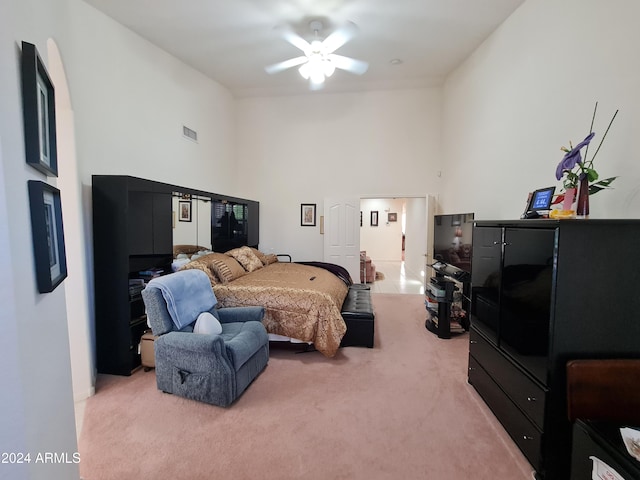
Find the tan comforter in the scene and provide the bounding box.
[213,262,348,357]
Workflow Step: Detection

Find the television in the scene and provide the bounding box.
[432,212,474,280]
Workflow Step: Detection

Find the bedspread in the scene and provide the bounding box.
[213,262,348,357]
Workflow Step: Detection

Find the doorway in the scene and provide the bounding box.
[359,197,426,294]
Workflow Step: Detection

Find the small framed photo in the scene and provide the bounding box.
[388,212,398,222]
[179,200,192,222]
[21,41,58,177]
[301,203,316,226]
[371,211,379,227]
[28,181,67,293]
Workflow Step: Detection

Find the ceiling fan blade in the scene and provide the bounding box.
[279,27,311,53]
[328,54,369,75]
[264,56,308,75]
[321,21,358,53]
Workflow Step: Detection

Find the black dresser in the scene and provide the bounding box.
[467,219,640,479]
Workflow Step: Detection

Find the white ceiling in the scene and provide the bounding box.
[82,0,525,98]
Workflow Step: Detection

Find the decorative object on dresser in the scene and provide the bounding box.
[467,219,640,480]
[553,102,619,219]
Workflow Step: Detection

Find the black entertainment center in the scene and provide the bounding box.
[467,219,640,479]
[425,212,473,338]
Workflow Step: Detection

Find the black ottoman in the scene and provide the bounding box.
[340,285,375,348]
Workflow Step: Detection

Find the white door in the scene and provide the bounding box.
[323,197,360,283]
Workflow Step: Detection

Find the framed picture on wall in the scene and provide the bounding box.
[371,211,378,227]
[301,203,316,226]
[388,212,398,222]
[179,200,192,222]
[21,41,58,177]
[28,180,67,293]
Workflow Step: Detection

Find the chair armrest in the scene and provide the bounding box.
[156,331,225,354]
[215,306,265,324]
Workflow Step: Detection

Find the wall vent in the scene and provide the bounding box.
[182,125,198,142]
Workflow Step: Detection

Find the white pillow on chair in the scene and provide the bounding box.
[193,312,222,335]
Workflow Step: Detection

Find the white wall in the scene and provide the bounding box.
[0,0,79,478]
[441,0,640,219]
[360,198,405,261]
[68,1,237,195]
[236,89,442,261]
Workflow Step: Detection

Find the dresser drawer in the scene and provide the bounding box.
[469,328,547,429]
[468,355,541,470]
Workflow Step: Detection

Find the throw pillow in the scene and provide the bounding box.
[210,256,246,283]
[226,246,263,272]
[193,312,222,335]
[263,253,278,265]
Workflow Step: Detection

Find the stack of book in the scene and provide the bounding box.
[138,267,164,281]
[128,279,145,300]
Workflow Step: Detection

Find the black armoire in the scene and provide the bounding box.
[467,219,640,479]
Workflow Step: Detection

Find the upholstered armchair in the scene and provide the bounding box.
[142,269,269,407]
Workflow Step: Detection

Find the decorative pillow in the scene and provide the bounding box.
[193,312,222,335]
[263,253,278,265]
[179,255,219,285]
[226,246,263,272]
[249,247,268,265]
[210,256,246,283]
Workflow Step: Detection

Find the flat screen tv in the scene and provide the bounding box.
[432,212,474,277]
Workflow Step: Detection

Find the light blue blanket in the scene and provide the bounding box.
[146,270,217,330]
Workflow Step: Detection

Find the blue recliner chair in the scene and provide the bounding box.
[141,269,269,407]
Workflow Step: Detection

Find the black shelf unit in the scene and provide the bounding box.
[425,262,470,339]
[93,176,174,375]
[467,219,640,480]
[92,175,260,375]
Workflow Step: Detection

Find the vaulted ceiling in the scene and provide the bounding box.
[83,0,525,97]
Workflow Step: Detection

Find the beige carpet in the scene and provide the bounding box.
[78,294,533,480]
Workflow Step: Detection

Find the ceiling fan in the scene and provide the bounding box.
[264,20,369,90]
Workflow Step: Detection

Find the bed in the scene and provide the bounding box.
[179,247,351,357]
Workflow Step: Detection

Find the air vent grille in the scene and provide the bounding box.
[182,125,198,142]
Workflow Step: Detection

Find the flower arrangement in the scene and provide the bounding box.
[555,102,618,196]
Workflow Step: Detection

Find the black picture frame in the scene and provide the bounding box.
[388,212,398,222]
[301,203,316,226]
[371,211,378,227]
[28,180,67,293]
[21,41,58,177]
[179,200,192,222]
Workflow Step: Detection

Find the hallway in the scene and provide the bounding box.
[365,260,424,295]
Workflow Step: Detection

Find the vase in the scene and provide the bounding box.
[576,176,589,218]
[563,187,577,211]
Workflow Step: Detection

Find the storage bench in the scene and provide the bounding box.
[340,284,375,348]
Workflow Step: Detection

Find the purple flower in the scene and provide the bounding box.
[555,132,595,180]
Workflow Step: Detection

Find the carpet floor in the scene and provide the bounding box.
[78,293,533,480]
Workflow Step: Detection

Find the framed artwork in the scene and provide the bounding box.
[21,41,58,177]
[27,181,67,293]
[179,200,192,222]
[301,203,316,226]
[388,212,398,222]
[370,211,379,227]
